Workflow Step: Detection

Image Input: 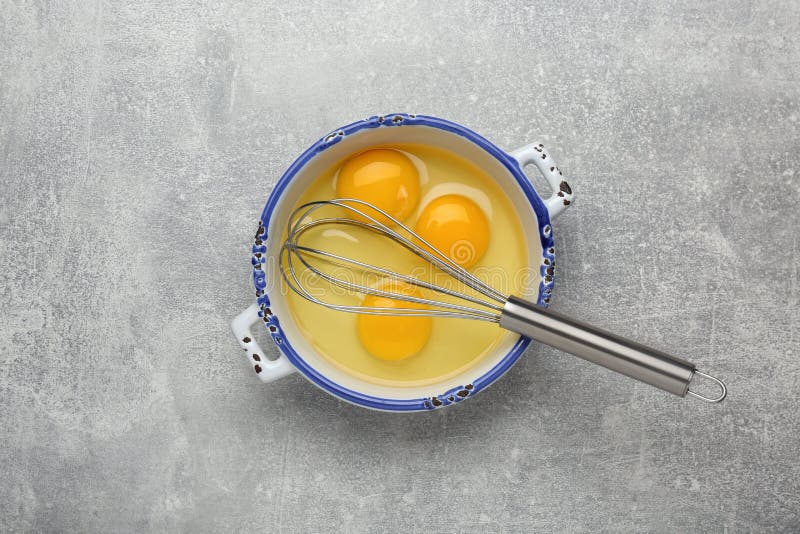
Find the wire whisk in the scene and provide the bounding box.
[279,198,727,403]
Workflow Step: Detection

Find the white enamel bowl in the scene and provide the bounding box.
[231,114,574,411]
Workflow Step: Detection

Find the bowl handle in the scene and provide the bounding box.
[510,143,574,219]
[231,303,296,382]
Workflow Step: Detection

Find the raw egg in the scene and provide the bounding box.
[414,194,490,268]
[356,282,432,361]
[336,149,420,225]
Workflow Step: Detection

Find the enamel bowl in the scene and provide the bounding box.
[231,114,574,411]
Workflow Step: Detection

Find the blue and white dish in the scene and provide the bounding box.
[231,113,574,411]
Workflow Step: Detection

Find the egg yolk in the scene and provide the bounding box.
[414,194,490,268]
[336,149,420,225]
[356,282,432,361]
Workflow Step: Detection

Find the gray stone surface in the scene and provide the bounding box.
[1,1,799,532]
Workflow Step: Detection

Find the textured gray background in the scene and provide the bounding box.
[1,1,799,532]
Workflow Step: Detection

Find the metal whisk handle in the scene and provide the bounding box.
[499,296,727,402]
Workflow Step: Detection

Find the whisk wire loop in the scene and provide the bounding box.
[279,198,508,321]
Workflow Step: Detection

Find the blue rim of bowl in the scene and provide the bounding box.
[250,113,555,411]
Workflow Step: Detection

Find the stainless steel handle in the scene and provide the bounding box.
[500,296,727,401]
